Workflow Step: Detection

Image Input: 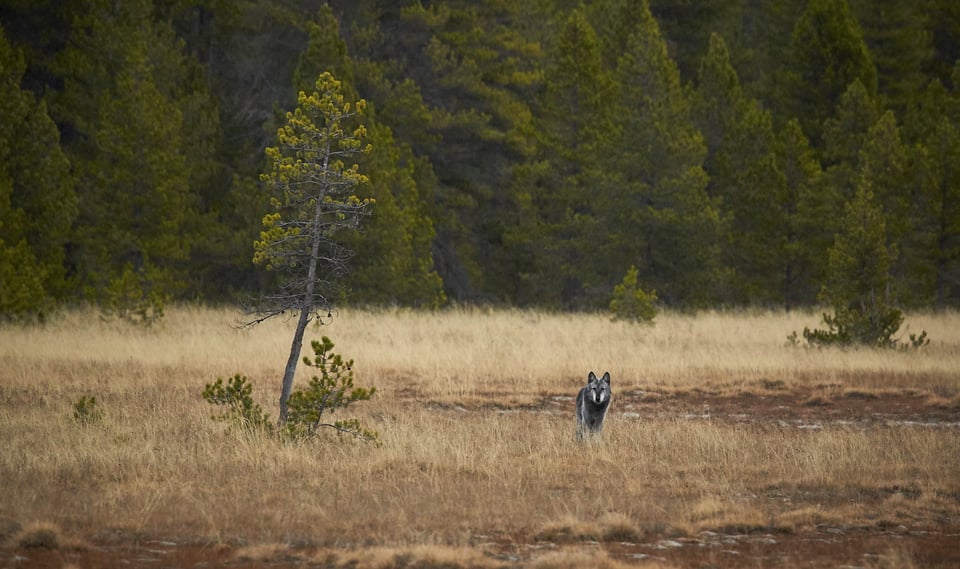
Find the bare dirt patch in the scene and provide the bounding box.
[615,385,960,428]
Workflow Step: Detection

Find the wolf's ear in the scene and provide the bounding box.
[588,371,597,382]
[601,372,611,383]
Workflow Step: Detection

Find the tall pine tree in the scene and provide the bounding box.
[506,5,613,308]
[904,76,960,308]
[783,0,877,147]
[292,5,444,307]
[691,33,781,305]
[0,24,76,320]
[598,0,720,306]
[774,119,830,308]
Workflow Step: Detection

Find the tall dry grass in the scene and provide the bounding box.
[0,306,958,557]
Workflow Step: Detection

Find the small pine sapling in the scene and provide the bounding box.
[609,265,658,324]
[202,374,274,434]
[100,263,167,326]
[284,336,377,441]
[790,187,928,349]
[72,395,104,426]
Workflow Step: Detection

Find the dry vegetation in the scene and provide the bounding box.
[1,307,958,568]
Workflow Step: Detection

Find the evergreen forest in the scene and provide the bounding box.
[2,0,959,320]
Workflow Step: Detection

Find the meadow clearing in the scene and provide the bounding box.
[0,306,958,568]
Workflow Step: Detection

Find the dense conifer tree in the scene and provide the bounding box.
[811,184,903,346]
[291,7,444,307]
[774,120,830,308]
[905,77,960,308]
[51,0,219,317]
[856,112,914,289]
[784,0,877,145]
[505,5,612,307]
[0,25,76,320]
[598,0,720,306]
[850,0,933,115]
[0,0,956,311]
[691,33,781,305]
[821,79,881,202]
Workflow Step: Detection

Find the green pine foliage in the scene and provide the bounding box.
[72,395,104,426]
[821,79,881,203]
[903,77,960,309]
[202,337,378,442]
[773,120,832,310]
[254,71,372,312]
[851,0,933,115]
[506,5,612,308]
[691,33,781,305]
[783,0,878,144]
[289,11,444,307]
[609,266,658,324]
[799,185,922,348]
[856,111,917,298]
[0,0,957,312]
[347,118,446,307]
[599,0,721,307]
[0,24,76,322]
[52,0,205,321]
[285,336,377,441]
[202,374,273,435]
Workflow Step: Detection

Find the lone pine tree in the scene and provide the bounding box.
[253,72,372,424]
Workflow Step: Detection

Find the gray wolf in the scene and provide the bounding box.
[576,371,611,440]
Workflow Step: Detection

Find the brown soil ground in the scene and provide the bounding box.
[3,390,959,569]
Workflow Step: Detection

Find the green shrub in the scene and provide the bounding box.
[201,374,273,435]
[201,337,377,442]
[609,265,657,324]
[284,336,378,441]
[100,263,167,326]
[72,394,103,426]
[791,187,927,349]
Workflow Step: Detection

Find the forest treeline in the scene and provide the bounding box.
[1,0,958,320]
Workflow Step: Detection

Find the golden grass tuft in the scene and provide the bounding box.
[534,516,603,543]
[318,545,506,569]
[528,548,677,569]
[684,496,770,534]
[597,512,640,542]
[776,505,847,531]
[234,542,299,562]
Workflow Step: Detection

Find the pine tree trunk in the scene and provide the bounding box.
[278,194,326,425]
[278,307,310,425]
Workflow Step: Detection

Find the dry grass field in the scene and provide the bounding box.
[1,306,958,568]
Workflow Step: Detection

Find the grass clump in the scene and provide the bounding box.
[16,522,60,549]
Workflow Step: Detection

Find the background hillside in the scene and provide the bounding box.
[2,0,958,318]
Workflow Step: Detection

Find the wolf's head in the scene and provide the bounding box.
[585,371,611,405]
